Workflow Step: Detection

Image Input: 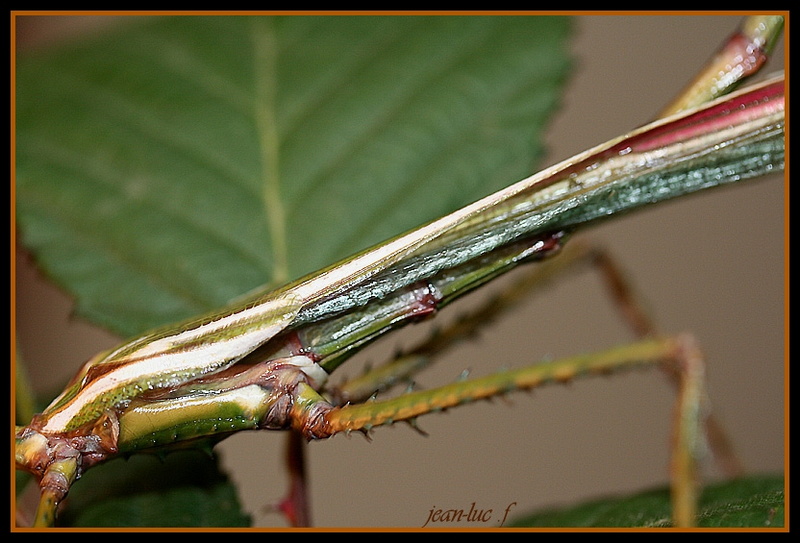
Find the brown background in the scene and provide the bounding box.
[14,14,786,528]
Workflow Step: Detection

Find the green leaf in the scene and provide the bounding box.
[59,449,251,527]
[509,474,785,528]
[15,15,572,337]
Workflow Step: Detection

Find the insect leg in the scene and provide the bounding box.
[294,333,708,527]
[273,431,311,527]
[301,337,678,438]
[16,412,118,527]
[586,242,742,479]
[669,333,706,527]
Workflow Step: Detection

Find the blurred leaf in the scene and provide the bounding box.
[15,15,572,337]
[509,474,784,528]
[60,449,251,527]
[14,345,36,425]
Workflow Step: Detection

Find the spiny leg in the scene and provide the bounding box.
[294,333,709,527]
[323,337,678,433]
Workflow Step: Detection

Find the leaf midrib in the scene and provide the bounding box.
[250,17,288,286]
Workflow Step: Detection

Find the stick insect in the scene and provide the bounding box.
[14,14,786,528]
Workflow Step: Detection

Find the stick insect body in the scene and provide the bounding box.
[15,16,785,528]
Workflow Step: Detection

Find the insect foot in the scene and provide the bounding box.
[15,410,121,526]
